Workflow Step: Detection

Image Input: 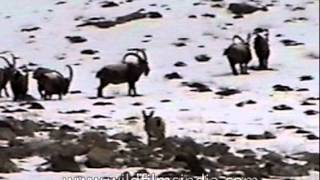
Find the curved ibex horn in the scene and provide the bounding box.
[9,53,19,67]
[121,52,142,63]
[232,35,245,44]
[127,48,147,61]
[66,65,73,82]
[0,56,11,67]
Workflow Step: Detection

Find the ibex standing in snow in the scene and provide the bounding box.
[96,48,150,97]
[224,34,252,75]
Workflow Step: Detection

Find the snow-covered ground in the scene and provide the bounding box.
[0,0,319,179]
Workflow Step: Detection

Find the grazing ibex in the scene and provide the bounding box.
[142,110,166,148]
[33,65,73,100]
[223,34,252,75]
[96,48,150,97]
[0,53,18,97]
[10,69,28,101]
[254,28,270,70]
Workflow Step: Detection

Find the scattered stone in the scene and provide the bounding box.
[81,49,98,55]
[246,131,276,140]
[101,1,119,8]
[273,84,293,91]
[195,54,211,62]
[92,115,109,119]
[78,11,162,29]
[281,39,304,46]
[273,104,293,111]
[27,102,45,110]
[59,109,89,114]
[299,75,313,81]
[48,154,81,172]
[216,88,241,96]
[69,90,82,94]
[236,100,256,107]
[172,42,186,47]
[164,72,182,80]
[203,143,230,156]
[304,110,319,115]
[0,155,19,173]
[65,36,87,43]
[182,82,212,92]
[174,61,187,67]
[224,133,243,137]
[202,13,216,18]
[218,154,257,166]
[306,134,319,140]
[228,3,267,15]
[21,26,40,32]
[93,102,114,106]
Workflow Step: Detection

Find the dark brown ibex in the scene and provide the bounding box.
[96,49,150,97]
[33,65,73,100]
[254,28,270,70]
[10,69,28,101]
[223,34,252,75]
[0,53,18,97]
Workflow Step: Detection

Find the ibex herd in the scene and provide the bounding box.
[0,28,270,101]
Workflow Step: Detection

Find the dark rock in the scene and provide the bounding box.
[27,102,45,110]
[2,108,28,113]
[203,143,230,156]
[291,152,319,171]
[93,101,114,106]
[78,11,162,29]
[236,100,256,107]
[132,102,142,106]
[216,88,241,96]
[21,26,40,32]
[202,13,216,18]
[224,133,243,137]
[174,153,205,176]
[306,134,319,140]
[300,75,314,81]
[246,131,276,140]
[49,154,81,172]
[172,42,186,47]
[101,1,119,8]
[228,3,266,15]
[59,109,89,114]
[174,61,187,67]
[65,36,87,43]
[0,127,16,141]
[296,88,309,92]
[147,12,162,18]
[273,84,293,91]
[295,129,311,134]
[301,101,316,106]
[304,110,319,115]
[263,162,309,177]
[195,54,211,62]
[218,154,257,166]
[164,72,182,80]
[69,90,82,94]
[182,82,212,92]
[92,115,109,119]
[81,49,98,55]
[236,149,256,157]
[273,104,293,111]
[281,39,304,46]
[0,154,19,173]
[85,147,119,168]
